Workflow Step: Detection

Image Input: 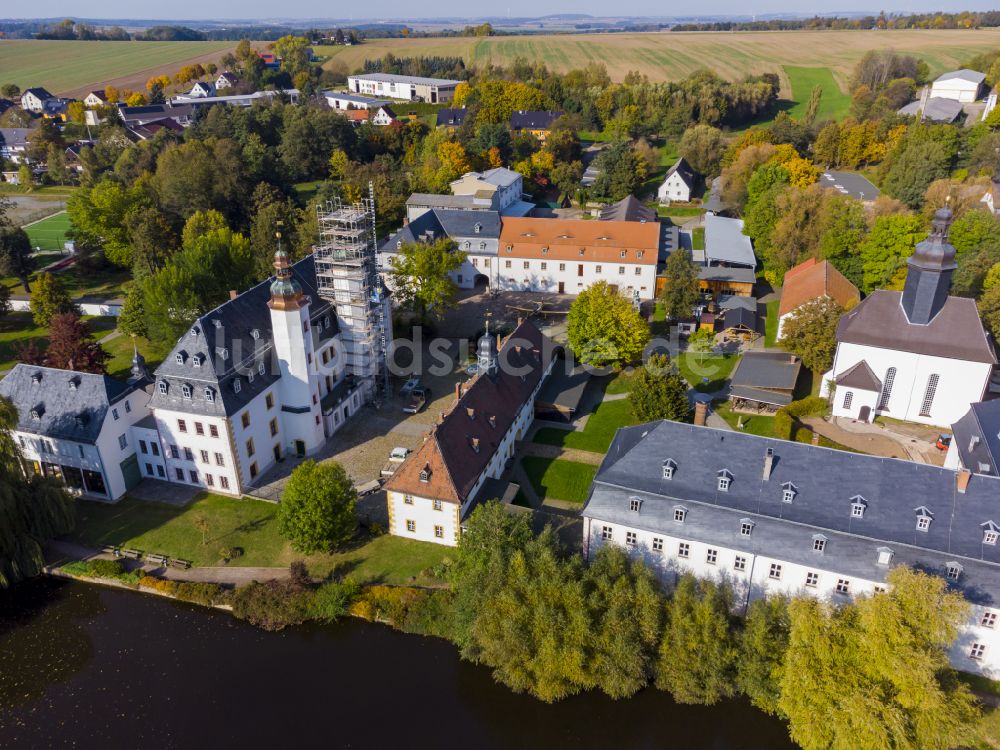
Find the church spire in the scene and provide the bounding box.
[477,315,498,377]
[128,342,150,383]
[267,224,304,311]
[901,206,957,325]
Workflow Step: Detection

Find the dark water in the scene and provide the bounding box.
[0,579,796,749]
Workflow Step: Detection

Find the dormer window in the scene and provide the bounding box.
[396,240,402,250]
[629,497,641,512]
[175,353,185,365]
[258,362,266,376]
[637,250,644,259]
[181,384,192,399]
[31,372,41,384]
[877,547,893,566]
[29,408,41,420]
[474,222,482,234]
[850,496,867,519]
[915,507,933,532]
[488,415,496,428]
[190,326,200,337]
[217,347,229,360]
[419,464,431,482]
[620,250,627,258]
[251,329,260,340]
[505,245,512,253]
[157,381,168,394]
[812,534,827,553]
[983,522,1000,545]
[324,316,330,329]
[740,519,754,536]
[68,378,78,391]
[717,469,732,492]
[248,372,255,384]
[204,388,215,402]
[662,458,676,479]
[673,506,687,523]
[480,241,486,250]
[782,482,797,504]
[193,354,204,368]
[945,561,963,580]
[213,319,222,328]
[578,248,585,256]
[233,378,242,394]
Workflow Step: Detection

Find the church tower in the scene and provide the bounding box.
[901,206,958,325]
[268,242,324,455]
[477,320,498,378]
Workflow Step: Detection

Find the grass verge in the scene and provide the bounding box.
[521,456,597,504]
[676,352,738,393]
[533,398,637,453]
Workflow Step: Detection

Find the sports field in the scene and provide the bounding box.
[0,40,234,97]
[24,212,72,252]
[318,28,1000,94]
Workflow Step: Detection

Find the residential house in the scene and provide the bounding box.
[436,107,469,129]
[83,91,107,108]
[347,73,461,104]
[449,168,533,216]
[370,106,398,126]
[497,217,660,299]
[323,91,391,111]
[385,320,556,546]
[0,128,31,164]
[599,195,657,223]
[380,209,501,290]
[187,81,216,98]
[258,51,279,69]
[930,69,986,102]
[657,157,697,204]
[126,118,185,141]
[981,178,1000,216]
[696,214,757,298]
[817,171,880,203]
[777,258,860,339]
[729,351,802,412]
[0,99,13,116]
[0,364,153,501]
[946,400,1000,477]
[582,418,1000,677]
[510,110,563,141]
[342,109,370,126]
[215,72,239,90]
[823,208,996,425]
[20,87,54,113]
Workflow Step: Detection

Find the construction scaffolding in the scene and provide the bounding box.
[313,185,392,404]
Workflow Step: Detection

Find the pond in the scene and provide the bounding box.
[0,578,797,749]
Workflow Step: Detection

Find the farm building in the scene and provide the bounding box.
[347,73,460,103]
[930,69,986,102]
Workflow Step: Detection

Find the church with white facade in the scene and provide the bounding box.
[823,208,996,426]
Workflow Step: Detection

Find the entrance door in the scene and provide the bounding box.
[273,445,281,462]
[295,440,306,457]
[120,454,142,490]
[558,281,565,294]
[859,406,871,422]
[577,264,584,277]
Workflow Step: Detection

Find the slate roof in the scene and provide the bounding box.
[380,209,501,252]
[836,290,996,364]
[385,321,554,505]
[704,214,756,267]
[510,110,563,130]
[0,128,31,149]
[935,69,987,85]
[662,157,697,189]
[898,97,964,123]
[778,258,860,319]
[0,365,142,444]
[436,107,469,127]
[818,171,880,201]
[835,360,882,392]
[23,87,54,100]
[599,195,657,223]
[585,420,1000,605]
[730,352,801,406]
[148,255,338,418]
[118,103,195,123]
[951,400,1000,477]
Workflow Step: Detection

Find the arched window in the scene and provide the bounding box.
[877,367,896,410]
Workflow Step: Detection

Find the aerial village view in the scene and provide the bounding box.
[4,5,1000,748]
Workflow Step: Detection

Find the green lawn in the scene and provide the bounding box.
[692,227,705,250]
[521,456,597,504]
[784,66,852,122]
[765,299,780,348]
[102,333,166,379]
[713,400,854,451]
[69,493,450,585]
[605,371,634,395]
[533,398,638,453]
[0,312,114,371]
[24,212,72,252]
[2,263,131,301]
[676,352,738,393]
[657,205,704,218]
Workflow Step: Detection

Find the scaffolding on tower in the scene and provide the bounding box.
[313,182,392,404]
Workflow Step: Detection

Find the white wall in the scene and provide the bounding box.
[931,80,981,103]
[658,173,691,203]
[828,341,993,426]
[388,490,461,545]
[153,407,240,494]
[496,257,658,300]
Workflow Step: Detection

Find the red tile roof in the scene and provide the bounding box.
[779,258,860,319]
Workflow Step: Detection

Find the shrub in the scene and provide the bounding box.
[289,561,310,586]
[66,558,145,586]
[401,589,457,639]
[231,579,312,631]
[785,396,829,419]
[773,410,794,441]
[309,579,361,622]
[174,581,226,606]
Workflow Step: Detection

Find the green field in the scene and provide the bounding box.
[319,29,1000,91]
[24,212,72,252]
[521,456,597,504]
[784,66,852,122]
[0,40,234,96]
[533,398,637,453]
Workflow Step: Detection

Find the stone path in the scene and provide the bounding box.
[810,416,944,464]
[98,329,122,345]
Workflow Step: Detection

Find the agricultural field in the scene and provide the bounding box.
[319,28,1000,95]
[23,211,71,252]
[0,40,234,97]
[784,66,853,121]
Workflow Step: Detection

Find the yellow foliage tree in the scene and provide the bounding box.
[783,157,820,188]
[329,149,350,180]
[146,75,171,93]
[486,146,503,169]
[453,81,471,107]
[104,85,119,103]
[125,92,147,106]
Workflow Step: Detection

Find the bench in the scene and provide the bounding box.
[121,548,143,560]
[101,545,121,557]
[145,553,169,566]
[168,558,192,570]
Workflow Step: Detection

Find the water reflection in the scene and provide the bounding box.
[0,580,795,749]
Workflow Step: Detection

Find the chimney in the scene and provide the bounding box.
[466,407,475,420]
[471,437,480,453]
[957,468,972,494]
[229,289,238,300]
[517,316,524,327]
[694,401,708,427]
[762,447,774,480]
[970,435,981,453]
[455,382,462,402]
[489,415,496,428]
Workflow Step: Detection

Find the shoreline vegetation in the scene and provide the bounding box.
[50,501,1000,750]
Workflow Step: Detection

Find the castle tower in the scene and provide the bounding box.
[268,242,324,455]
[901,206,958,325]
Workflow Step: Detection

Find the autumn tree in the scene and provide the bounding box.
[567,281,650,369]
[779,297,844,374]
[630,353,691,423]
[30,272,76,327]
[388,238,466,323]
[44,312,109,373]
[679,123,727,176]
[659,248,701,321]
[860,213,926,292]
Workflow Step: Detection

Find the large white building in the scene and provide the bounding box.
[583,419,1000,677]
[384,321,556,546]
[347,73,460,104]
[930,69,986,103]
[823,208,996,426]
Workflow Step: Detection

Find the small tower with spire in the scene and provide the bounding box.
[477,315,498,377]
[901,206,958,325]
[128,344,150,384]
[267,226,324,456]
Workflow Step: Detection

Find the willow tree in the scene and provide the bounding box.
[0,396,75,588]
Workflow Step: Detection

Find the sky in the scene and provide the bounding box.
[6,1,1000,21]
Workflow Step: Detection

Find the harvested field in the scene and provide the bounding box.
[0,40,235,97]
[318,29,1000,95]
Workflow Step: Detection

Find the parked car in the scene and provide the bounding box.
[935,434,952,451]
[403,387,429,414]
[389,446,410,462]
